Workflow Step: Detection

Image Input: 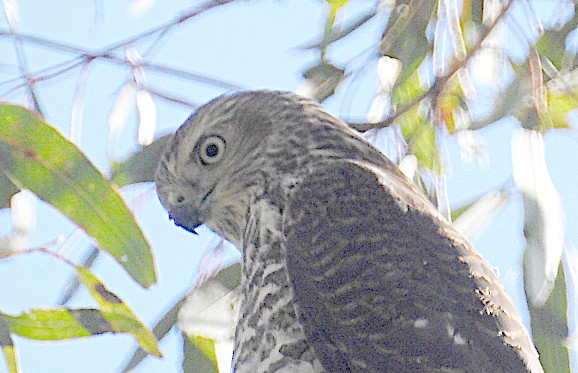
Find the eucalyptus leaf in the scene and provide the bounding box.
[0,104,156,287]
[111,135,171,187]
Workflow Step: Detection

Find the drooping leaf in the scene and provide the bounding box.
[76,266,161,356]
[121,262,241,372]
[302,62,345,102]
[0,264,155,350]
[183,334,218,373]
[436,76,466,134]
[66,133,171,306]
[469,66,531,130]
[0,104,156,287]
[528,264,570,373]
[460,0,484,51]
[120,297,185,372]
[452,189,511,240]
[58,246,100,305]
[0,173,18,210]
[1,308,110,340]
[178,263,239,340]
[111,134,171,187]
[180,260,240,373]
[542,88,575,130]
[398,106,441,172]
[391,65,428,113]
[325,0,349,22]
[535,8,578,71]
[0,317,18,373]
[136,90,156,146]
[379,0,435,86]
[513,128,564,306]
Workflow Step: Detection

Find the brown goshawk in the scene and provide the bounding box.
[156,90,543,373]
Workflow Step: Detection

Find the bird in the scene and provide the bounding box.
[155,90,544,373]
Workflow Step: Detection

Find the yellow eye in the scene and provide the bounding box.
[198,135,226,165]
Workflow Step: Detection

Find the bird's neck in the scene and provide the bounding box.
[232,198,321,372]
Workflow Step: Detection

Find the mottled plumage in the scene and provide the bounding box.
[156,90,543,372]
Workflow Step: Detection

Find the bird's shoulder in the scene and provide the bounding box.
[281,160,541,373]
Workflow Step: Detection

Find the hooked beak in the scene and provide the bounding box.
[166,186,215,235]
[168,205,201,235]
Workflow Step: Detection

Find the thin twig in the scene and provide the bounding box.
[136,83,200,109]
[349,0,515,132]
[70,63,92,145]
[0,241,76,269]
[0,0,242,100]
[0,31,244,92]
[9,32,44,114]
[95,0,238,56]
[0,59,86,98]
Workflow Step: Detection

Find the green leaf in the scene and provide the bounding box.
[528,264,570,372]
[543,90,574,130]
[1,344,18,373]
[1,308,106,340]
[535,9,578,71]
[391,66,427,112]
[398,106,441,172]
[451,190,510,239]
[326,0,349,17]
[111,135,171,187]
[0,317,19,373]
[469,67,531,130]
[120,297,185,372]
[302,62,345,102]
[460,0,486,54]
[76,266,161,356]
[435,76,466,134]
[0,265,160,357]
[0,104,156,287]
[183,334,219,373]
[121,262,241,372]
[323,0,350,30]
[0,173,18,210]
[380,0,435,85]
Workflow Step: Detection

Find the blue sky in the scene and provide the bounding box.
[0,0,576,372]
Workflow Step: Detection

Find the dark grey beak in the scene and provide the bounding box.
[168,205,202,235]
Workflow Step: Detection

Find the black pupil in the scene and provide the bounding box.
[205,143,219,158]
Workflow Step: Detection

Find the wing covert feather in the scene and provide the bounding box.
[282,160,541,373]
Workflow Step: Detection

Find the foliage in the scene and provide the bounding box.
[0,0,576,372]
[0,105,156,286]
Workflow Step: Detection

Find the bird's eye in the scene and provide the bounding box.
[198,135,226,165]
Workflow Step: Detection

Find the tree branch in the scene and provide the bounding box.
[349,0,515,132]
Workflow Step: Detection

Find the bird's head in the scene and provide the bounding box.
[155,90,385,247]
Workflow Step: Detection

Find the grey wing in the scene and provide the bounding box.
[282,160,542,373]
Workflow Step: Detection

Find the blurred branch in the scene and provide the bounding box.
[0,0,242,100]
[0,58,86,98]
[4,22,44,114]
[70,63,91,145]
[100,0,238,54]
[57,246,99,305]
[136,83,200,109]
[120,296,186,372]
[300,9,377,50]
[349,0,514,132]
